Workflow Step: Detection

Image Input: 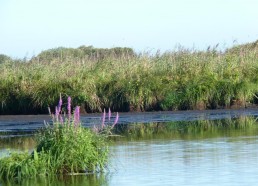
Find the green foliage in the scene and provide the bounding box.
[34,46,135,62]
[37,123,108,174]
[0,54,12,64]
[1,173,108,186]
[0,152,29,179]
[1,41,258,114]
[0,122,109,180]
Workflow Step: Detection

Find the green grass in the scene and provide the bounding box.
[0,125,109,180]
[0,41,258,114]
[0,97,110,180]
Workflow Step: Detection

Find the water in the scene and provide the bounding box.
[2,133,258,185]
[1,110,258,185]
[109,136,258,186]
[1,108,258,134]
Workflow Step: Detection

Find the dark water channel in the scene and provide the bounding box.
[1,109,258,186]
[1,108,258,134]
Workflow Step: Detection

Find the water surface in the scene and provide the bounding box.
[109,136,258,186]
[1,108,258,134]
[1,112,258,185]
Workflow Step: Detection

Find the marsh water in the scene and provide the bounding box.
[1,109,258,185]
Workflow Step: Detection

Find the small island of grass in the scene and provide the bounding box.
[0,96,118,180]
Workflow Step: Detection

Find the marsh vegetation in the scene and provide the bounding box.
[0,97,112,180]
[0,41,258,114]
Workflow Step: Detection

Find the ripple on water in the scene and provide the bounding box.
[109,136,258,186]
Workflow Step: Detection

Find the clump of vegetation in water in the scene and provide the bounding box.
[0,96,118,180]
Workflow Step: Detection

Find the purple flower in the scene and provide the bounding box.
[60,115,64,125]
[67,96,71,120]
[112,112,119,128]
[102,108,106,128]
[55,106,59,122]
[74,106,80,127]
[48,107,51,115]
[58,95,62,113]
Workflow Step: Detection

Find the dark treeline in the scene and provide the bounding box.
[0,41,258,114]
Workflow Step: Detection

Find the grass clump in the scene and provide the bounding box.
[0,96,109,180]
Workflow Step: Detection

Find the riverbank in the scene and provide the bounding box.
[0,41,258,114]
[1,108,258,135]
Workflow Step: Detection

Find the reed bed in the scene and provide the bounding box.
[0,42,258,114]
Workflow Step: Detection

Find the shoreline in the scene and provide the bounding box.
[0,106,258,123]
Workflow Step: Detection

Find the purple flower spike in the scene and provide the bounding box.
[112,112,119,128]
[58,95,62,113]
[74,106,80,127]
[102,108,106,128]
[48,107,51,115]
[67,96,71,120]
[55,106,59,122]
[108,108,111,121]
[60,115,64,125]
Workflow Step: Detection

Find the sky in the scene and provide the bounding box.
[0,0,258,58]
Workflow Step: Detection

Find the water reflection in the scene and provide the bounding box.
[113,116,258,140]
[1,108,258,133]
[1,174,109,186]
[0,136,35,150]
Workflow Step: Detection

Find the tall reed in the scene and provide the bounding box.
[0,42,258,114]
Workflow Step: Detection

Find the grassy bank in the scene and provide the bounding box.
[0,41,258,114]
